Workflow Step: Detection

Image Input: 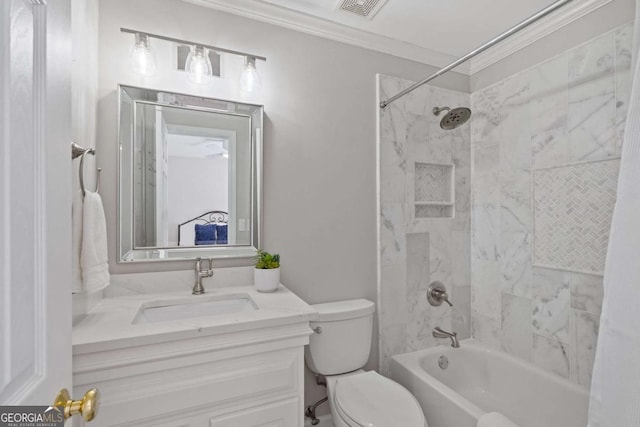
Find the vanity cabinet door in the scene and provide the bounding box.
[209,398,299,427]
[129,397,300,427]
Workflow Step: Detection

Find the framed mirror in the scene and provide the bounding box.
[118,85,262,262]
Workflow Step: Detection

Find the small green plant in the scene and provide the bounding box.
[255,250,280,269]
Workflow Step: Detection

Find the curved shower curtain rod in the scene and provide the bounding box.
[379,0,575,109]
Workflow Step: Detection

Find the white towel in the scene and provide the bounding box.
[80,190,110,292]
[72,190,84,293]
[477,412,519,427]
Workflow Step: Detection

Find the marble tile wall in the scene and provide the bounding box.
[470,23,633,388]
[378,74,471,375]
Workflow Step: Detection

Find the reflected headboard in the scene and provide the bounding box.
[177,210,228,246]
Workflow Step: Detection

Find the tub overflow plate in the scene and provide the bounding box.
[438,355,449,369]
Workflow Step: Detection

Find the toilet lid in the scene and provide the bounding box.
[334,371,425,427]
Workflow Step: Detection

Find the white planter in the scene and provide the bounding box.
[254,267,280,292]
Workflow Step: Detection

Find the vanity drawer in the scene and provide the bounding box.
[75,347,303,427]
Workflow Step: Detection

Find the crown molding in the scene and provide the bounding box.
[184,0,614,77]
[182,0,468,73]
[468,0,614,74]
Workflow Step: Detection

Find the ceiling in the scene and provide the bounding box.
[258,0,549,57]
[185,0,611,74]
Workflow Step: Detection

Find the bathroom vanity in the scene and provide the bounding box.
[71,83,308,426]
[72,286,316,426]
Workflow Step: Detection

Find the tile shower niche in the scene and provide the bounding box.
[414,162,455,219]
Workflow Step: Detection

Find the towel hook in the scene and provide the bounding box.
[72,142,101,198]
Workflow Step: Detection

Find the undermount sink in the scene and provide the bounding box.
[133,295,257,324]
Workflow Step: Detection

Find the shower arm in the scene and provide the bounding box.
[433,106,451,116]
[379,0,575,109]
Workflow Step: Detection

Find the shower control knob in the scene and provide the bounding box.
[427,281,453,307]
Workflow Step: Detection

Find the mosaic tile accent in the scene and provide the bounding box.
[533,160,619,274]
[415,163,451,202]
[414,163,454,218]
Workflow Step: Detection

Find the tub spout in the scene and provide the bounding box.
[433,327,460,348]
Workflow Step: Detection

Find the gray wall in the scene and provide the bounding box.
[96,0,467,413]
[71,0,99,292]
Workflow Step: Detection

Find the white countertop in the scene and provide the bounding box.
[72,285,318,354]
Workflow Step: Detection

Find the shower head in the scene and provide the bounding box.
[433,106,472,130]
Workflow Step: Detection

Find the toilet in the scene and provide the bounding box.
[305,299,427,427]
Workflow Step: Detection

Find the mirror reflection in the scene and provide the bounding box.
[134,103,251,248]
[118,86,262,262]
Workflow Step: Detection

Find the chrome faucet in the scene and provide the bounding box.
[193,257,213,295]
[433,327,460,348]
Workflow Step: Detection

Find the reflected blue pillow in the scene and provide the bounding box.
[195,224,216,245]
[216,224,228,245]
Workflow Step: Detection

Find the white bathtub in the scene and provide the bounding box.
[391,339,589,427]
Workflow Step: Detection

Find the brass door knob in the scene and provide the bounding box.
[54,388,100,421]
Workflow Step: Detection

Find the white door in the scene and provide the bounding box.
[0,0,73,406]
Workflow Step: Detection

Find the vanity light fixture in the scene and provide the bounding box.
[240,56,261,93]
[130,33,156,76]
[121,28,266,90]
[186,45,213,84]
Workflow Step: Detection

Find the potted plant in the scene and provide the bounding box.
[254,250,280,292]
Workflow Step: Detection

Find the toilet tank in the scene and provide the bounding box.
[305,299,375,376]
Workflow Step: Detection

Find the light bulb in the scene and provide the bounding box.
[130,33,156,76]
[240,56,261,93]
[185,45,212,84]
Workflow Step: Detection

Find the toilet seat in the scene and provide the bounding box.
[333,371,426,427]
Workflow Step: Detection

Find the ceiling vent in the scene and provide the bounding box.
[336,0,389,19]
